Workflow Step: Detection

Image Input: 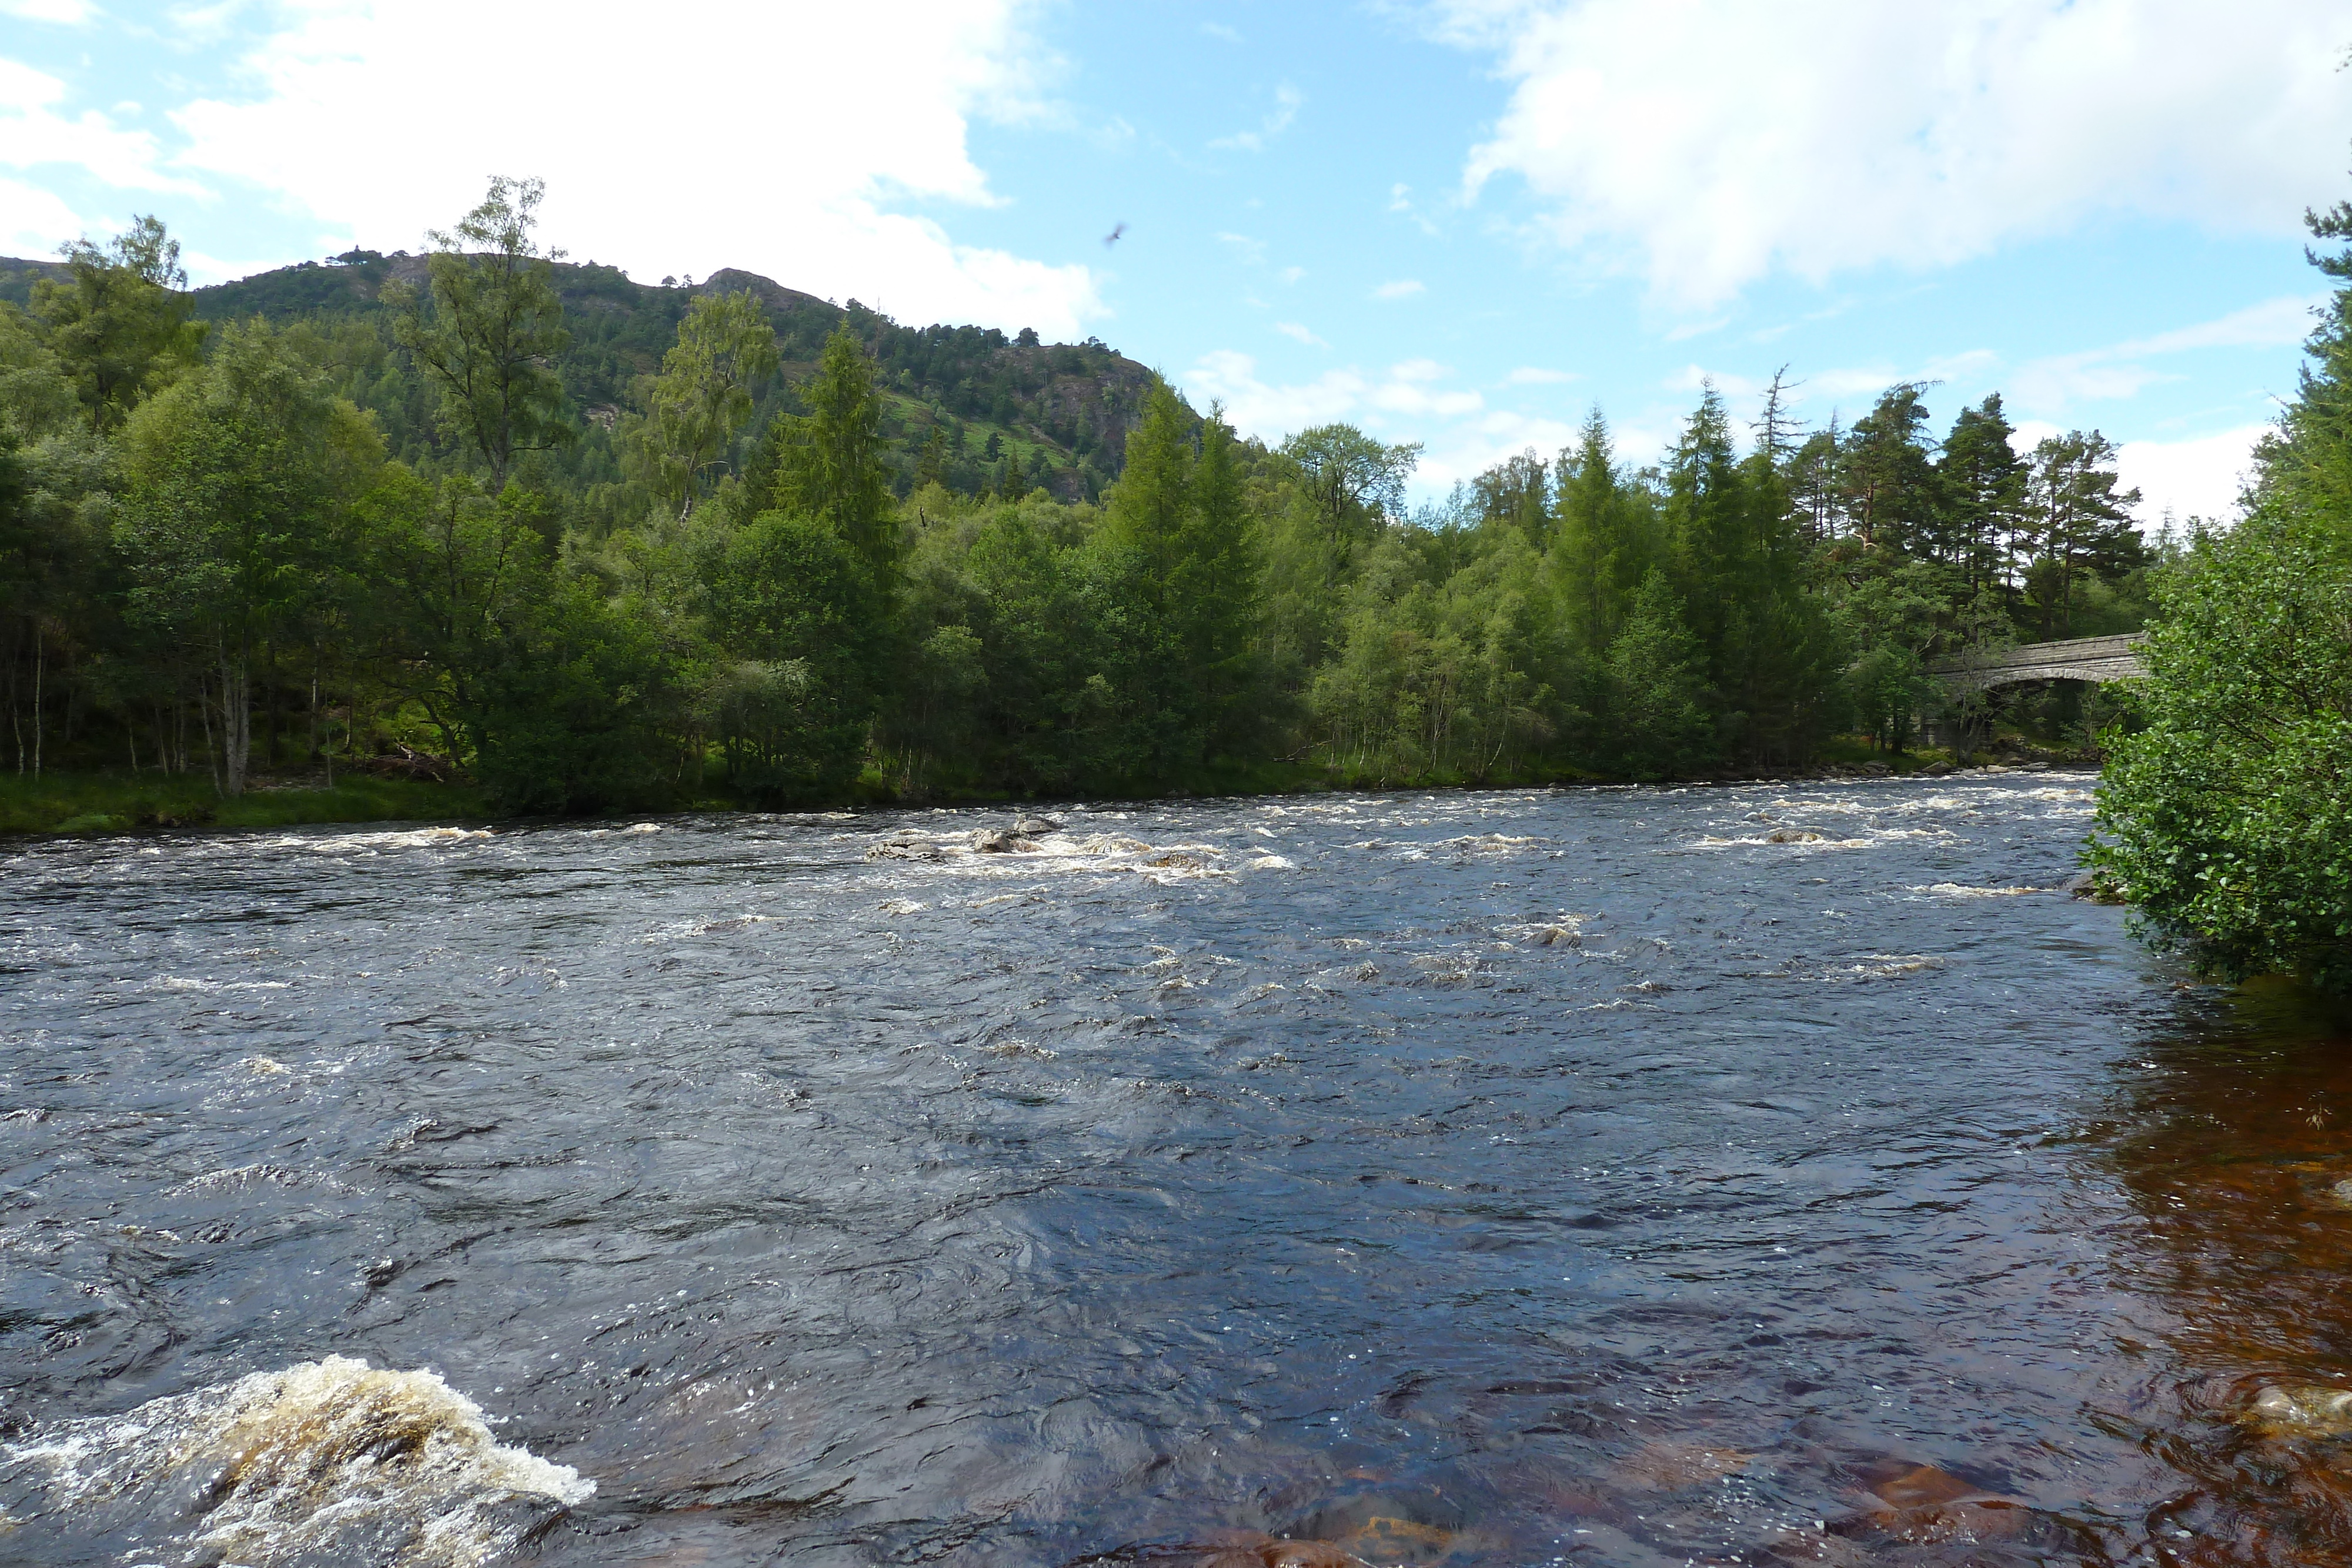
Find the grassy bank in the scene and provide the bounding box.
[0,772,492,837]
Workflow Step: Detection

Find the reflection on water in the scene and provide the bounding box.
[0,776,2346,1564]
[2094,983,2352,1567]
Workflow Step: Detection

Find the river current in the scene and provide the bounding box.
[4,774,2350,1566]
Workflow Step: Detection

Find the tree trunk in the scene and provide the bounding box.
[218,642,250,797]
[196,674,220,794]
[31,630,42,778]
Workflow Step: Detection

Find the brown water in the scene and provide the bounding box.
[2,775,2348,1566]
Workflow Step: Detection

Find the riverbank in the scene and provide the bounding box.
[0,743,2084,839]
[0,772,492,837]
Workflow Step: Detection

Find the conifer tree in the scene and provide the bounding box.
[1937,396,2026,601]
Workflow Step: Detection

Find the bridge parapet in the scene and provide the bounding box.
[1927,633,2146,695]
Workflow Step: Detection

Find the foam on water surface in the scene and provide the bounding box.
[1,1356,589,1567]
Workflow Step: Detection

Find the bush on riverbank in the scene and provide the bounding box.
[2092,191,2352,989]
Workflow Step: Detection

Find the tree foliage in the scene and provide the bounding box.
[1,180,2167,811]
[2092,190,2352,987]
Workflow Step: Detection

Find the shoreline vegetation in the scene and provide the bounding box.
[0,178,2192,882]
[2087,191,2352,991]
[2,735,2098,840]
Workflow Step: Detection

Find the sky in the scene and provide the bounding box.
[4,1,2348,525]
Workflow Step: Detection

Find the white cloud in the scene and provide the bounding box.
[1181,350,1482,442]
[0,0,97,21]
[2117,293,2325,356]
[1200,20,1241,42]
[1416,410,1583,492]
[1388,180,1441,236]
[2008,294,2323,414]
[2009,359,2176,412]
[0,172,98,253]
[1208,82,1301,153]
[1279,265,1305,285]
[1217,230,1267,266]
[1274,320,1327,347]
[1372,278,1425,300]
[159,0,1104,334]
[1505,366,1576,385]
[1447,0,2352,305]
[1184,349,1369,437]
[2117,424,2266,527]
[0,56,196,194]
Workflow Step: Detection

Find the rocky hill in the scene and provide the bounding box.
[2,250,1164,504]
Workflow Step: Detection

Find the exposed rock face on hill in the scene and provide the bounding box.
[0,250,1164,502]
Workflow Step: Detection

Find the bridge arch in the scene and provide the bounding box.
[1927,633,2145,697]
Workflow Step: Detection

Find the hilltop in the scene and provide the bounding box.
[0,250,1163,506]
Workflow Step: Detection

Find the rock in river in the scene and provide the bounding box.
[2246,1382,2352,1438]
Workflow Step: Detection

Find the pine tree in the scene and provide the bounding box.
[1937,396,2026,603]
[1552,408,1646,654]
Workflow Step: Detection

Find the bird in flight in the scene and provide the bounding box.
[1103,222,1127,247]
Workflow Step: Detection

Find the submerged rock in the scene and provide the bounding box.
[2246,1382,2352,1437]
[866,838,943,861]
[1257,1542,1369,1567]
[1613,1439,1750,1491]
[1795,1460,2048,1557]
[2062,868,2126,903]
[1285,1486,1464,1566]
[1014,815,1062,835]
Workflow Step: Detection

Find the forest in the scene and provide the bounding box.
[0,178,2161,815]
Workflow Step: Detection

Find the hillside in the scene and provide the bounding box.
[1,250,1163,506]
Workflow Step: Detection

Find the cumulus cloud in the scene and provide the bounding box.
[157,0,1103,333]
[0,0,96,21]
[2116,425,2267,527]
[1274,320,1327,346]
[0,173,100,254]
[1445,0,2352,304]
[1181,350,1482,443]
[1372,278,1425,300]
[1505,366,1577,384]
[0,57,196,197]
[1415,410,1584,492]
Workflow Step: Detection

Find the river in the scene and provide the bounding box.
[3,773,2348,1566]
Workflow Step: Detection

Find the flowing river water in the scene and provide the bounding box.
[4,774,2351,1567]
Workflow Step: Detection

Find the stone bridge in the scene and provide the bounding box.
[1927,633,2146,696]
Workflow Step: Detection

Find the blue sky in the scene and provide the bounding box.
[5,1,2348,521]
